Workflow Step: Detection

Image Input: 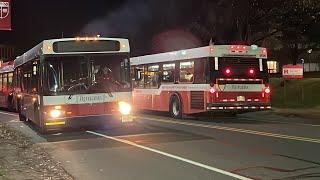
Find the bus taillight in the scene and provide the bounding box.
[225,68,232,75]
[249,69,255,76]
[209,87,216,94]
[264,87,271,94]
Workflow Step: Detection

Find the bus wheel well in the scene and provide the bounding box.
[169,92,182,103]
[169,92,183,119]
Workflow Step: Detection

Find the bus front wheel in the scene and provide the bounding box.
[169,95,182,119]
[19,113,26,121]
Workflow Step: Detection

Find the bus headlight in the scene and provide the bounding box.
[50,109,62,118]
[118,101,132,115]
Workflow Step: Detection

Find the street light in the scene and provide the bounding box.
[308,49,312,72]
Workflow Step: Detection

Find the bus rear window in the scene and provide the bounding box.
[215,57,268,78]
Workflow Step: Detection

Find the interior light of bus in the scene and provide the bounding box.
[17,94,22,98]
[76,37,80,41]
[122,44,126,48]
[94,37,98,41]
[85,37,89,41]
[54,106,62,110]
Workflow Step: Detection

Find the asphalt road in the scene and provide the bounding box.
[1,110,320,180]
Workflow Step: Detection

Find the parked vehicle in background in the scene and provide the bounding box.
[0,61,14,110]
[131,44,271,118]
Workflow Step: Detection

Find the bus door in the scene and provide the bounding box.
[21,61,40,123]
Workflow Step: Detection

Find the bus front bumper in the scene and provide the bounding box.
[44,114,134,131]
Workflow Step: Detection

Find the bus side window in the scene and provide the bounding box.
[162,63,175,83]
[134,66,145,88]
[194,59,206,84]
[2,73,7,92]
[22,63,32,93]
[179,61,194,83]
[8,73,13,89]
[17,68,23,90]
[31,60,40,93]
[0,74,2,91]
[145,65,159,89]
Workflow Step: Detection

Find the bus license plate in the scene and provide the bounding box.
[237,96,245,102]
[121,115,133,123]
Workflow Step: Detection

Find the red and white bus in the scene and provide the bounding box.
[14,37,133,133]
[131,45,271,118]
[0,61,14,110]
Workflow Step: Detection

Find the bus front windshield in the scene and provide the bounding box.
[45,55,131,95]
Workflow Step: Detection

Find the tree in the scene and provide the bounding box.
[189,0,320,64]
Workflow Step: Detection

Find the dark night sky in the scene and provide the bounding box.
[0,0,228,57]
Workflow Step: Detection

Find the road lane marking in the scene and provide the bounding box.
[0,111,18,117]
[87,130,252,180]
[240,117,320,127]
[9,119,19,122]
[115,132,169,138]
[137,116,320,144]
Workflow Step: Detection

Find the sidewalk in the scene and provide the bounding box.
[0,122,73,180]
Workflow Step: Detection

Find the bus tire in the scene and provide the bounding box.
[19,113,26,121]
[7,96,14,111]
[39,119,48,135]
[39,125,48,134]
[169,95,182,119]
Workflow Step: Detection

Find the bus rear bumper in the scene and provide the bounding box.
[206,103,271,112]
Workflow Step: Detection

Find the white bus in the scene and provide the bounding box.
[131,45,271,118]
[14,37,133,133]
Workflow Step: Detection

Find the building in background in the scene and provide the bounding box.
[267,60,279,74]
[302,50,320,72]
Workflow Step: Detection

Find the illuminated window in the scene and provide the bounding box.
[134,66,145,88]
[179,61,194,83]
[146,65,160,88]
[267,61,278,73]
[8,73,13,87]
[162,63,175,82]
[2,73,7,91]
